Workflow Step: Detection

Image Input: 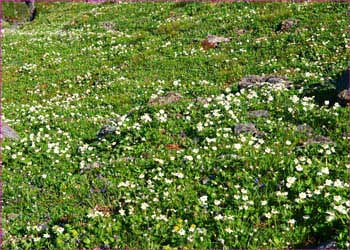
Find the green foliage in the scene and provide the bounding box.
[2,1,349,249]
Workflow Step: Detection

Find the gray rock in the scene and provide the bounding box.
[278,18,299,32]
[234,123,259,135]
[148,92,183,106]
[248,110,269,118]
[296,124,314,136]
[238,75,265,89]
[96,125,117,139]
[1,123,20,140]
[238,75,291,89]
[304,135,335,146]
[265,75,292,88]
[315,240,337,249]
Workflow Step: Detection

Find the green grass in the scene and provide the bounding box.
[2,2,350,249]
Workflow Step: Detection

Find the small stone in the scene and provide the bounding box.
[248,110,269,118]
[201,35,231,50]
[296,124,314,136]
[96,125,117,139]
[1,123,20,140]
[148,92,183,106]
[278,18,299,32]
[234,123,259,135]
[304,135,334,146]
[235,29,247,36]
[100,21,116,31]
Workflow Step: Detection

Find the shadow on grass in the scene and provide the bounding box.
[302,68,350,107]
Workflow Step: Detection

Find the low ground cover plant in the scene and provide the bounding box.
[1,1,349,248]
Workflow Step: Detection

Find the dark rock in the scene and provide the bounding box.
[304,135,335,146]
[337,89,350,106]
[97,125,117,139]
[296,124,314,136]
[234,123,259,135]
[248,110,270,118]
[148,92,183,106]
[201,35,231,49]
[278,18,299,32]
[1,123,20,140]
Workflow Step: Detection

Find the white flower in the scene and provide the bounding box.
[225,228,233,234]
[141,203,149,210]
[178,228,186,236]
[141,113,152,123]
[233,143,242,150]
[286,176,296,188]
[295,164,303,172]
[52,225,64,234]
[290,95,299,103]
[333,179,343,187]
[325,179,333,186]
[288,219,296,225]
[197,122,204,132]
[214,200,221,206]
[119,209,125,216]
[172,172,184,178]
[261,200,268,206]
[321,167,329,175]
[333,196,342,203]
[286,140,292,145]
[199,195,208,204]
[184,155,193,161]
[299,192,307,199]
[43,233,50,238]
[334,205,347,215]
[214,214,224,220]
[42,174,47,179]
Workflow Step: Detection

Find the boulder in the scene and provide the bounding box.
[238,75,291,89]
[148,92,183,106]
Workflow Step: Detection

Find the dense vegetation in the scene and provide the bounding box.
[2,2,349,249]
